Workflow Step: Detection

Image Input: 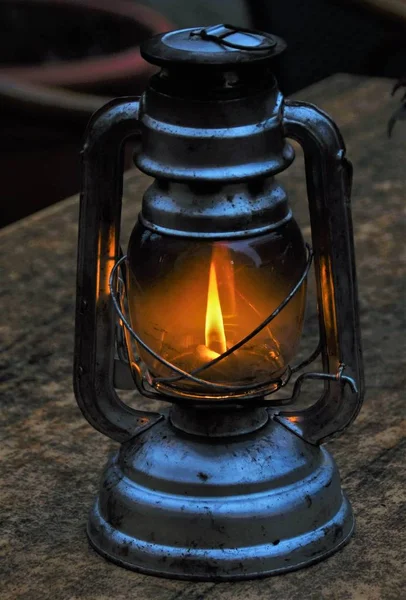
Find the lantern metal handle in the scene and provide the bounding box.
[278,100,364,445]
[74,98,163,443]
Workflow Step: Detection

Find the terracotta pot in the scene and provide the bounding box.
[0,0,173,227]
[0,0,172,93]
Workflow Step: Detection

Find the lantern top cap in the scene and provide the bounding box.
[141,24,286,68]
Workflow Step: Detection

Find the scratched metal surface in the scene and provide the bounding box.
[1,75,405,600]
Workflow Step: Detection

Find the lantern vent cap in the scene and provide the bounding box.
[140,24,286,69]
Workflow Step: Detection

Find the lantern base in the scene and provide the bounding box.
[87,412,354,580]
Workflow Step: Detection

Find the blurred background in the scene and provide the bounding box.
[1,0,405,228]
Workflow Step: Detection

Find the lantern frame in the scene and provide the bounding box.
[73,25,364,579]
[74,96,363,445]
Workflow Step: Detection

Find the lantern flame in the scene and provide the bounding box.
[205,259,227,356]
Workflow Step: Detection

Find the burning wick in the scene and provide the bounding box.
[196,259,227,362]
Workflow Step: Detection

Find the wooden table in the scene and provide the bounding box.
[1,75,405,600]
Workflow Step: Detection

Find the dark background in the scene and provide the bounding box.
[1,0,405,228]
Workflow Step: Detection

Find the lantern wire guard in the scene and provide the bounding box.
[109,244,358,406]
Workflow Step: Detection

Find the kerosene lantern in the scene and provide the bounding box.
[74,25,364,580]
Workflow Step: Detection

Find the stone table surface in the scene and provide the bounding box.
[1,75,405,600]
